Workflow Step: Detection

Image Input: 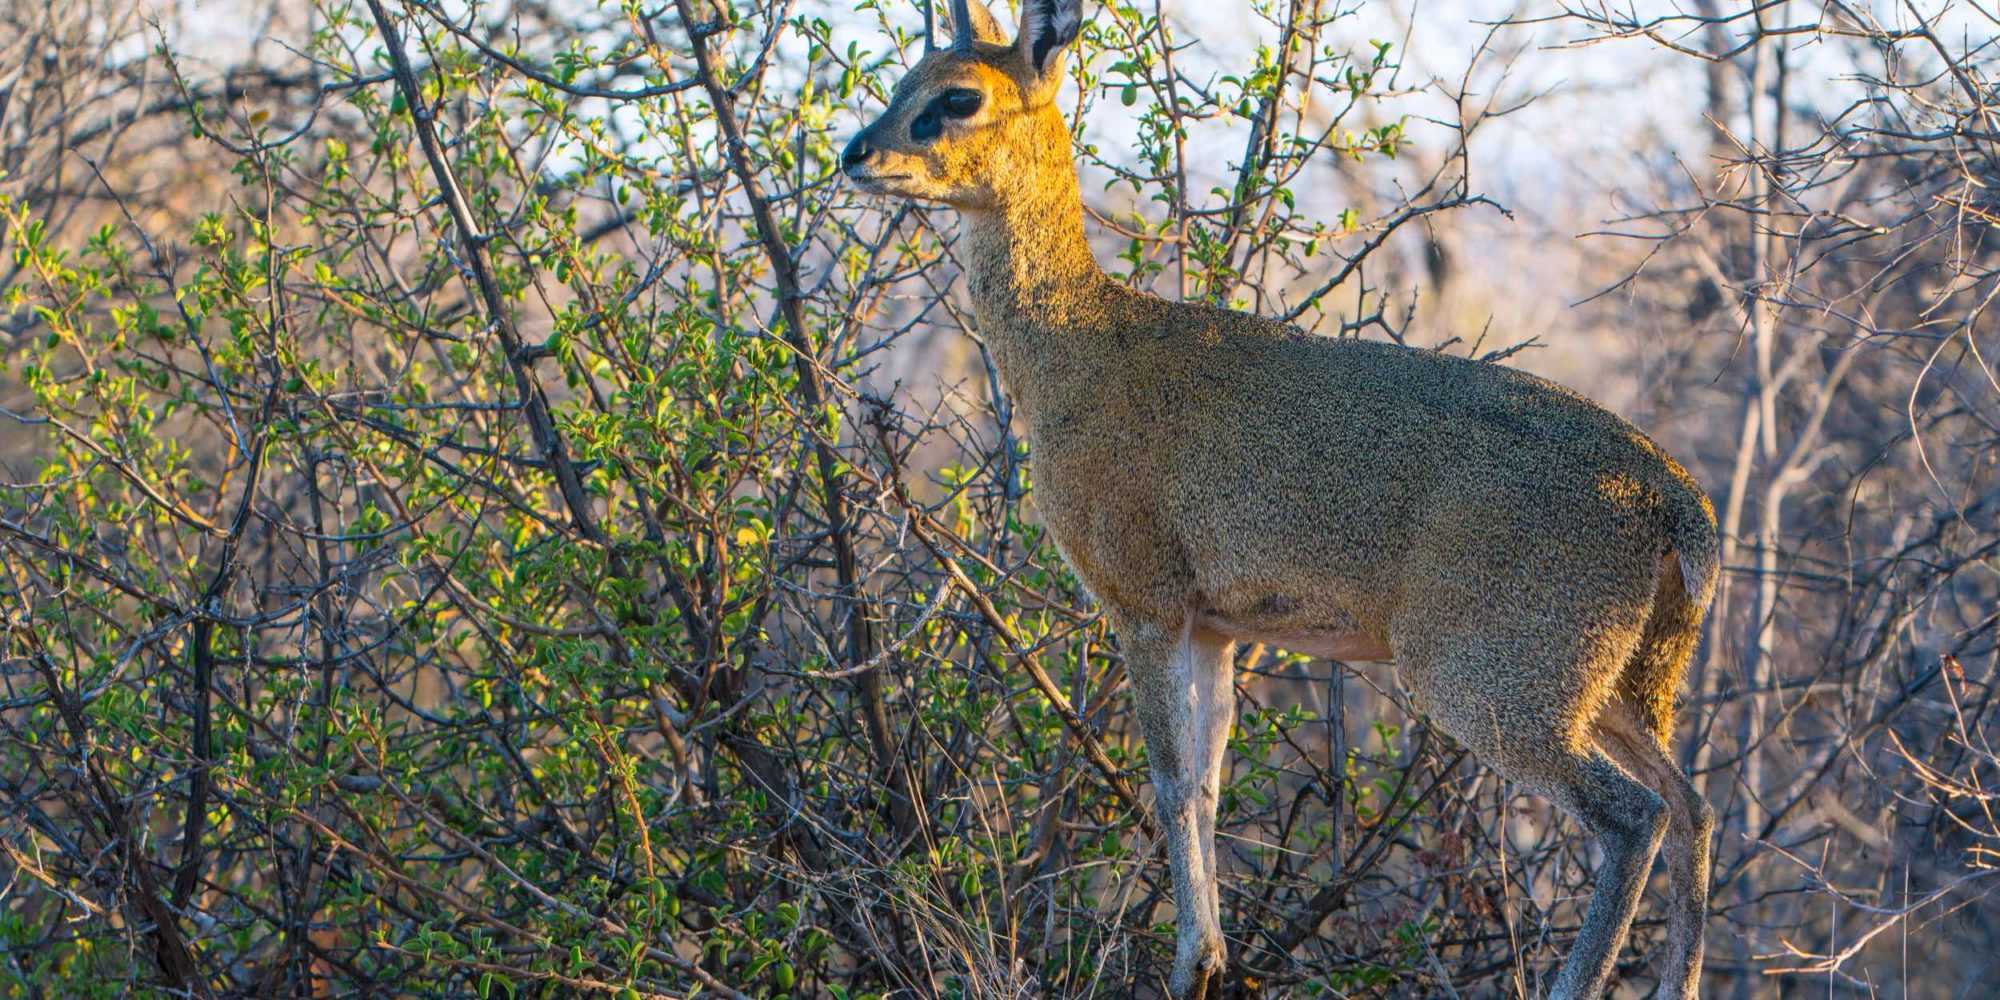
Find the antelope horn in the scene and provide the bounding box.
[950,0,974,53]
[924,0,937,52]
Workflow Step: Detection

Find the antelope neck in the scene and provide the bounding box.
[959,166,1110,325]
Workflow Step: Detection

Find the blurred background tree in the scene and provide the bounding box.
[0,0,1995,996]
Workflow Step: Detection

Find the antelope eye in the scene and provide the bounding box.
[937,88,983,118]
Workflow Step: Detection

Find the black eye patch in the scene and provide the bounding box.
[937,88,982,118]
[909,88,980,143]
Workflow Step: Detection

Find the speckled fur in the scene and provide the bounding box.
[846,4,1721,997]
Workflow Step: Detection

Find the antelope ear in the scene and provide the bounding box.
[944,0,1008,48]
[1014,0,1081,88]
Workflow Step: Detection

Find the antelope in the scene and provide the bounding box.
[841,2,1720,996]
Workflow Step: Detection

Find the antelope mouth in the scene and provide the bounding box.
[844,171,912,189]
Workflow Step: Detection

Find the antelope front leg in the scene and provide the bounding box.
[1119,615,1230,999]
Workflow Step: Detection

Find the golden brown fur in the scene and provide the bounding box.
[845,4,1720,997]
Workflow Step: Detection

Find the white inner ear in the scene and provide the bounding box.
[1050,4,1079,45]
[1020,0,1081,75]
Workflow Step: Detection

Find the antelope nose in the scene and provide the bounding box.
[841,135,874,175]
